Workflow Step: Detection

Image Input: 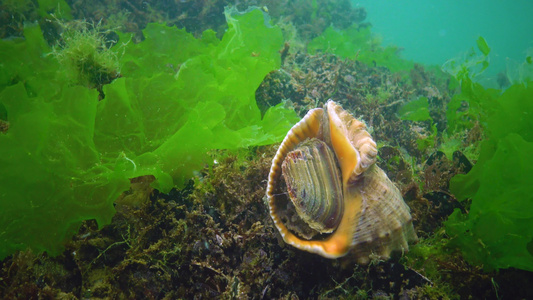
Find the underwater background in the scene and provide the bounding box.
[0,0,532,299]
[355,0,533,87]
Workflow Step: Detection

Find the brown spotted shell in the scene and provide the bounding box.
[266,100,417,264]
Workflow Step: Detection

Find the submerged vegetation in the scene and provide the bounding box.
[0,0,532,298]
[51,20,121,98]
[0,5,297,260]
[446,82,533,272]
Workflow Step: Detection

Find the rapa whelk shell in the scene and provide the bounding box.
[266,100,417,264]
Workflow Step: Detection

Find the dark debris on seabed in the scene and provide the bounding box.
[2,0,533,299]
[0,153,432,299]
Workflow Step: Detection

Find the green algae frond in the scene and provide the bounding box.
[0,7,298,260]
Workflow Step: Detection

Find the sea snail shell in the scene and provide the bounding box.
[266,100,417,264]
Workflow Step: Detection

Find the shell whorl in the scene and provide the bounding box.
[350,165,417,264]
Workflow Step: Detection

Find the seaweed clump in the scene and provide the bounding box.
[51,20,121,99]
[0,6,297,262]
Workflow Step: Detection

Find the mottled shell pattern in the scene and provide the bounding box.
[266,100,417,264]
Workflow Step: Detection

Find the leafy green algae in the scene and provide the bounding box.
[445,83,533,271]
[398,96,431,122]
[307,24,413,73]
[0,83,129,258]
[0,7,298,259]
[439,37,533,271]
[398,96,437,152]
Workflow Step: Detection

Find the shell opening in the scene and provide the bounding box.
[280,138,344,240]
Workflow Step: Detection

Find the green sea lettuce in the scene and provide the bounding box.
[398,96,431,122]
[307,24,413,73]
[398,96,436,152]
[2,0,71,19]
[0,7,298,259]
[0,82,129,258]
[445,83,533,271]
[506,49,533,86]
[444,38,533,271]
[0,25,55,92]
[37,0,72,19]
[442,36,490,83]
[443,36,494,137]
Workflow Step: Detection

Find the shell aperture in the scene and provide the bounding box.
[266,100,417,263]
[281,138,344,234]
